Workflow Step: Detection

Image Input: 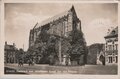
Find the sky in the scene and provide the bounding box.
[5,3,118,51]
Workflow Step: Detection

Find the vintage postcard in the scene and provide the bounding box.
[0,0,119,79]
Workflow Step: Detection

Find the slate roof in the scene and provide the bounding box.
[104,26,118,38]
[34,6,74,29]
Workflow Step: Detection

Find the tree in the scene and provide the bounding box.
[67,30,87,65]
[16,49,25,63]
[30,30,59,64]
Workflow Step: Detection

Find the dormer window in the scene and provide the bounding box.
[112,30,115,34]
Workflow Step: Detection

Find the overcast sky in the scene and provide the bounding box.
[5,3,118,51]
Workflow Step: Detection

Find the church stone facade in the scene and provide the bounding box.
[29,6,87,65]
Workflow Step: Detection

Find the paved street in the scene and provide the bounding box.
[5,64,117,75]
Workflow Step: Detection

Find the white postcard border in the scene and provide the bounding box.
[0,0,119,79]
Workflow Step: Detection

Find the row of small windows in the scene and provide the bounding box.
[106,44,118,51]
[108,56,117,63]
[6,58,16,63]
[5,51,15,55]
[106,39,118,43]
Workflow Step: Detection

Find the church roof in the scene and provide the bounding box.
[34,6,75,29]
[104,26,118,38]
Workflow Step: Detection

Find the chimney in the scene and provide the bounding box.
[13,43,15,47]
[5,41,7,45]
[107,29,110,34]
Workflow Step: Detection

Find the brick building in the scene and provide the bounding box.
[104,27,118,65]
[28,6,87,65]
[4,42,18,64]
